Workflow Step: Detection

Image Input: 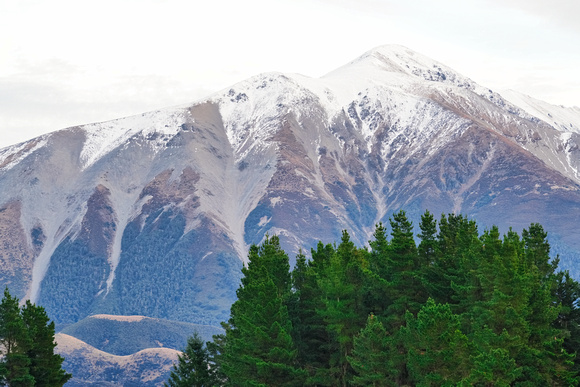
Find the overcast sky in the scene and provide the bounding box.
[0,0,579,148]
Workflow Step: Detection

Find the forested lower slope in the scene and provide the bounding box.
[192,210,580,386]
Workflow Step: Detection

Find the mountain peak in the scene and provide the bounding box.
[361,44,428,65]
[324,44,474,91]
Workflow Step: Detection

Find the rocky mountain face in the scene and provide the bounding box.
[1,45,579,384]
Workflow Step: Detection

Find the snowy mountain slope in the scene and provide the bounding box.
[501,89,580,134]
[500,89,580,182]
[2,44,580,385]
[0,44,579,334]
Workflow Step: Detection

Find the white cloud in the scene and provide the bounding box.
[0,0,578,148]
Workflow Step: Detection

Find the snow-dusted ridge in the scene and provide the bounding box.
[500,89,580,134]
[78,106,190,170]
[0,136,49,171]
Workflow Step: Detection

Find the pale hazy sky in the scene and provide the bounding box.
[1,0,579,148]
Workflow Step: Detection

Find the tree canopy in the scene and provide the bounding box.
[0,288,71,386]
[168,210,580,386]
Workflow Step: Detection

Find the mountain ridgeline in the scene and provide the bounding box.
[0,45,579,383]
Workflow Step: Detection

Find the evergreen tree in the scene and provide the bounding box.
[516,223,575,384]
[317,230,367,386]
[385,210,424,327]
[21,301,71,387]
[206,330,228,386]
[469,332,522,386]
[442,214,481,308]
[364,223,391,318]
[348,314,394,387]
[221,235,305,386]
[417,210,437,264]
[165,332,218,387]
[368,222,390,278]
[289,250,308,363]
[554,270,580,374]
[403,298,472,385]
[0,288,34,387]
[291,243,335,385]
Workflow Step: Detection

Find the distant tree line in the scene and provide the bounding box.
[0,288,71,386]
[167,210,580,386]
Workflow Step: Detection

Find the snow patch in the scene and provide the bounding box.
[258,216,270,227]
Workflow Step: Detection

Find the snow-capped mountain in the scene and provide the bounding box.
[1,44,579,337]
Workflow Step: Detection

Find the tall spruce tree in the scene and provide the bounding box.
[291,242,336,385]
[315,230,369,386]
[516,223,575,384]
[385,210,424,327]
[290,247,333,385]
[417,210,437,264]
[364,222,391,318]
[221,235,305,386]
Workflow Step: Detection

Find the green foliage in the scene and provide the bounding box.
[348,314,393,386]
[21,301,71,387]
[554,270,580,374]
[203,210,580,386]
[292,244,334,385]
[0,288,33,386]
[384,210,426,328]
[165,332,219,387]
[221,235,306,386]
[316,230,368,386]
[403,298,472,385]
[0,288,71,386]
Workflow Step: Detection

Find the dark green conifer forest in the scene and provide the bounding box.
[167,210,580,386]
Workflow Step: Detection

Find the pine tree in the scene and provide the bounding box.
[290,243,335,385]
[206,330,228,386]
[363,222,391,318]
[516,223,575,384]
[469,334,522,386]
[0,288,34,387]
[384,210,424,327]
[554,270,580,374]
[21,300,71,386]
[221,235,305,386]
[165,332,218,387]
[403,298,472,385]
[426,213,482,318]
[417,210,437,264]
[348,314,394,387]
[317,230,368,386]
[289,250,308,364]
